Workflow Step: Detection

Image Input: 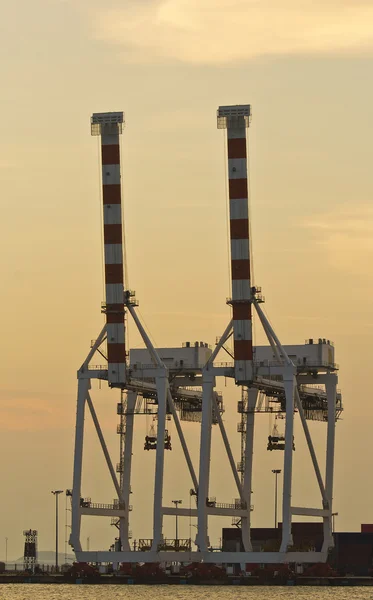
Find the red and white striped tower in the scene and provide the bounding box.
[91,112,126,386]
[217,105,253,383]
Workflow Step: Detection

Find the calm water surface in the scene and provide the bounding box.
[0,587,372,600]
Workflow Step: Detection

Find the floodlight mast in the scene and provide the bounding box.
[91,112,126,386]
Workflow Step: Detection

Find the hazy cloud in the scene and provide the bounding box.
[0,390,71,432]
[0,160,16,170]
[305,205,373,276]
[80,0,373,64]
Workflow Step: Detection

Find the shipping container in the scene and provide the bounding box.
[361,524,373,533]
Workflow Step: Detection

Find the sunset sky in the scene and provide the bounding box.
[0,0,372,559]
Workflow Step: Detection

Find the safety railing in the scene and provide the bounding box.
[83,502,126,511]
[129,359,339,371]
[138,539,152,551]
[206,499,247,511]
[255,359,338,370]
[131,362,207,370]
[158,539,192,551]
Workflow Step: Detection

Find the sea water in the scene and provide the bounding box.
[0,586,371,600]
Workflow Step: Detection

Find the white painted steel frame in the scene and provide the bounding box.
[70,311,338,563]
[196,372,214,551]
[253,301,337,552]
[120,390,136,551]
[75,549,328,564]
[70,307,204,556]
[241,387,258,551]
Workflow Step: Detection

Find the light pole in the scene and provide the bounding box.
[64,490,72,564]
[272,469,281,530]
[5,537,8,564]
[332,512,338,533]
[172,500,182,543]
[51,490,63,571]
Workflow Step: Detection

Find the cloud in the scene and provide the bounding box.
[304,204,373,276]
[0,160,17,170]
[0,389,71,432]
[82,0,373,65]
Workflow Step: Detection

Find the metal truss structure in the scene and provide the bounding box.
[23,529,38,571]
[69,107,342,566]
